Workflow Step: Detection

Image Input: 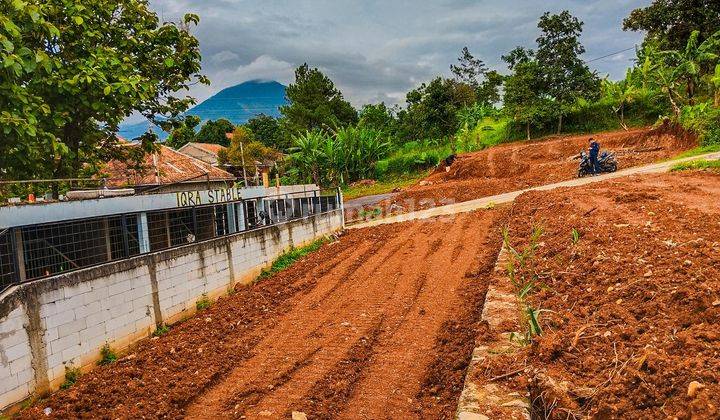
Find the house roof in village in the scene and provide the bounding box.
[179,142,226,156]
[103,145,235,187]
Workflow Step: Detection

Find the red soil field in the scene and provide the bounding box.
[482,170,720,419]
[22,210,508,419]
[374,126,697,215]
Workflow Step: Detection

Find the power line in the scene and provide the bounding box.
[584,46,637,64]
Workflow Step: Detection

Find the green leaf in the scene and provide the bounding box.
[73,16,84,25]
[1,39,13,52]
[164,57,174,67]
[103,86,111,95]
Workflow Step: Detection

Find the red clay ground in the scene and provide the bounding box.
[366,126,697,217]
[22,209,508,419]
[480,170,720,419]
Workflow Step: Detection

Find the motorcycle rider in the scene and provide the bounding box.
[588,138,600,175]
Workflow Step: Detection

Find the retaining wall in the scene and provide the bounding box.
[0,210,343,409]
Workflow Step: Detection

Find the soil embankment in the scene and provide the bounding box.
[479,170,720,419]
[369,127,696,216]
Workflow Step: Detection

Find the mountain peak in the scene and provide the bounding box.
[118,80,288,140]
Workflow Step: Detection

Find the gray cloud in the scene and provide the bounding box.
[150,0,648,107]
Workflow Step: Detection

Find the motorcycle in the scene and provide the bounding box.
[577,150,618,177]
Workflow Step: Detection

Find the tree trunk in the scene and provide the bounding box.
[687,78,695,105]
[526,122,531,141]
[620,104,628,131]
[715,90,720,107]
[668,91,681,117]
[557,114,563,135]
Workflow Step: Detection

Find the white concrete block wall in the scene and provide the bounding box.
[0,210,343,410]
[0,307,33,407]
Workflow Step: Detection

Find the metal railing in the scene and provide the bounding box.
[0,188,341,292]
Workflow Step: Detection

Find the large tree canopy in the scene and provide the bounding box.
[0,0,207,181]
[624,0,720,51]
[280,63,357,136]
[195,118,235,146]
[246,114,284,150]
[536,11,599,133]
[399,77,476,141]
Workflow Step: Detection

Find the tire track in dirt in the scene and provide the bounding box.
[335,211,503,419]
[184,222,429,418]
[228,222,434,418]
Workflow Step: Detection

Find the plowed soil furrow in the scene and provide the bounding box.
[183,221,432,418]
[337,212,499,420]
[171,211,505,420]
[22,203,506,420]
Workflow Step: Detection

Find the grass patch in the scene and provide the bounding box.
[196,293,211,310]
[153,324,170,337]
[342,172,427,200]
[259,237,328,279]
[670,144,720,160]
[60,366,81,390]
[97,344,117,366]
[671,159,720,172]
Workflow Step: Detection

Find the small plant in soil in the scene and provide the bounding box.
[502,225,543,296]
[196,293,211,310]
[153,324,170,337]
[60,365,81,389]
[571,228,581,245]
[98,344,118,366]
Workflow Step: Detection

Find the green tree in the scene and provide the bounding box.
[165,115,200,149]
[246,114,284,150]
[451,47,487,87]
[0,1,59,180]
[358,103,397,134]
[399,77,476,141]
[536,11,600,133]
[503,61,552,140]
[280,63,357,136]
[195,118,235,146]
[450,47,503,106]
[476,70,504,107]
[602,73,638,131]
[502,47,535,71]
[624,0,720,51]
[0,0,207,182]
[647,30,720,115]
[218,126,279,176]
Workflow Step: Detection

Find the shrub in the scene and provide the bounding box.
[97,344,117,366]
[60,366,81,389]
[196,293,211,310]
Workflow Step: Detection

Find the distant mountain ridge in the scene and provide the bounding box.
[118,79,288,140]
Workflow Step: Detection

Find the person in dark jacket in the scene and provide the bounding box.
[588,138,600,175]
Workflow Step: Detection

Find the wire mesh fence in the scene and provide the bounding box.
[0,189,340,291]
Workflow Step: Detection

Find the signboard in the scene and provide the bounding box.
[176,186,245,207]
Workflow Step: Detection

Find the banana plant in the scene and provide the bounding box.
[602,72,638,131]
[655,29,720,108]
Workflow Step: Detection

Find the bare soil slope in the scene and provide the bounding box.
[381,126,696,213]
[22,210,507,419]
[484,170,720,419]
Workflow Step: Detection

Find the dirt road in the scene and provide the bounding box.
[370,126,696,216]
[24,210,506,419]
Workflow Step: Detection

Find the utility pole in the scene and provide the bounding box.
[239,141,248,187]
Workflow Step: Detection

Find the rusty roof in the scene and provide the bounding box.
[103,145,235,187]
[178,142,226,156]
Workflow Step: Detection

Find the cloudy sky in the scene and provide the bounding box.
[150,0,648,107]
